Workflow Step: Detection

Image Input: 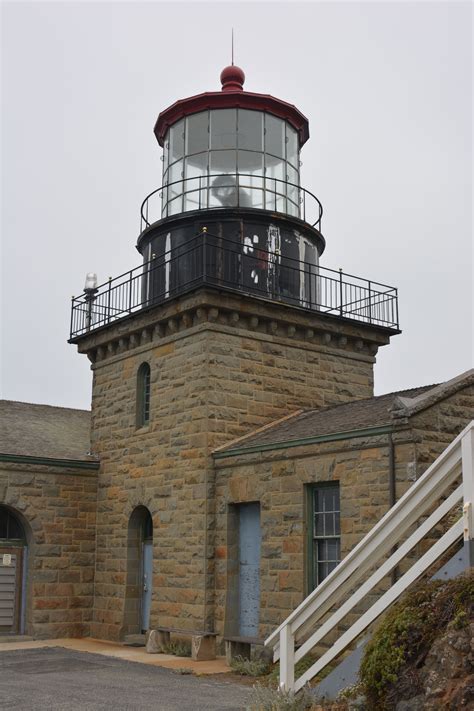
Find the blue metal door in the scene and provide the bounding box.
[141,542,153,632]
[238,503,261,637]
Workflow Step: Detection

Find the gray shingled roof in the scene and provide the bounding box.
[0,400,93,461]
[216,385,437,453]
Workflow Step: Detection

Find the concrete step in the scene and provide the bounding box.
[0,635,34,643]
[123,634,146,647]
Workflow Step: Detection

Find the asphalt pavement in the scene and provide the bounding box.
[0,647,252,710]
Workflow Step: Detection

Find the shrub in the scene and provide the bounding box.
[359,572,474,710]
[246,682,315,711]
[230,655,271,677]
[162,639,192,657]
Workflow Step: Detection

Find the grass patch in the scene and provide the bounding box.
[246,682,315,711]
[230,655,271,677]
[161,639,192,657]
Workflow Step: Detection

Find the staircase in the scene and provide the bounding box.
[264,421,474,693]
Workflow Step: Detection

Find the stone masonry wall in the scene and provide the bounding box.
[213,432,417,640]
[85,296,381,641]
[0,462,97,638]
[410,385,474,478]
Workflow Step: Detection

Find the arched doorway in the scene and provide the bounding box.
[0,506,27,635]
[124,506,153,636]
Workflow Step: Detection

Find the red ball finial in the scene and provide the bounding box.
[220,65,245,92]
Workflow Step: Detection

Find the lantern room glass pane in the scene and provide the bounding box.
[238,110,263,152]
[209,173,238,208]
[163,138,169,177]
[266,159,285,181]
[167,160,183,214]
[210,109,237,149]
[238,150,264,177]
[286,164,300,217]
[169,119,184,162]
[186,111,209,155]
[238,151,264,208]
[286,125,298,168]
[210,149,237,175]
[265,115,285,158]
[185,152,208,180]
[184,153,208,211]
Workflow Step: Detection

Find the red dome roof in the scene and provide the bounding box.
[154,67,309,147]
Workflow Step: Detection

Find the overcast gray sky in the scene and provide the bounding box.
[1,1,472,410]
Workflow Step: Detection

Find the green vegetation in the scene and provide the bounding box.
[161,639,192,657]
[230,655,271,677]
[246,682,315,711]
[359,572,473,710]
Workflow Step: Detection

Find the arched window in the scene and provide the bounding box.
[136,362,151,427]
[0,506,26,542]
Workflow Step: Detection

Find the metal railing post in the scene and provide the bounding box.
[368,280,372,323]
[107,277,112,324]
[202,226,207,284]
[70,296,75,337]
[339,268,343,316]
[128,270,133,313]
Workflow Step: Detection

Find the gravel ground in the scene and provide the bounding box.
[0,647,252,710]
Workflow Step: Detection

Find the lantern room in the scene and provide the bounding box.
[158,66,304,219]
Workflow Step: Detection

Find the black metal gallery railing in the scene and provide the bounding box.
[140,174,323,232]
[69,233,399,339]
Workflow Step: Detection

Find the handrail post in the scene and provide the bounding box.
[368,280,372,323]
[461,427,474,557]
[279,624,295,692]
[339,268,343,316]
[202,226,207,284]
[70,296,75,338]
[128,270,133,313]
[107,277,112,324]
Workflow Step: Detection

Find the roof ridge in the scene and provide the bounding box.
[0,399,90,414]
[286,383,440,419]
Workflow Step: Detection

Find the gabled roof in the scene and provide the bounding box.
[0,400,94,462]
[214,369,474,457]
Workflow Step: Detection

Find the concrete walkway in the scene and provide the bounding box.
[0,636,231,675]
[0,645,252,710]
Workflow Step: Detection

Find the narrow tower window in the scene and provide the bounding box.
[136,362,151,427]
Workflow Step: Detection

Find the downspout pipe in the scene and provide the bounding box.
[388,433,396,508]
[388,433,397,583]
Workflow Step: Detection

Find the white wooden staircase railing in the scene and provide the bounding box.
[265,421,474,692]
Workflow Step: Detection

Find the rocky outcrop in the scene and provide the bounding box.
[397,621,474,710]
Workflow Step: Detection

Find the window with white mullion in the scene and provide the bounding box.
[312,484,341,588]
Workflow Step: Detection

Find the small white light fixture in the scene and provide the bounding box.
[84,272,98,292]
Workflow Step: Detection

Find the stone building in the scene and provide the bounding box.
[0,401,98,637]
[1,65,472,651]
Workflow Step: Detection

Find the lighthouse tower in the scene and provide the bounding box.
[69,67,399,643]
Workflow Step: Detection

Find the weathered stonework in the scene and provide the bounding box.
[77,289,391,641]
[213,383,474,641]
[0,461,97,639]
